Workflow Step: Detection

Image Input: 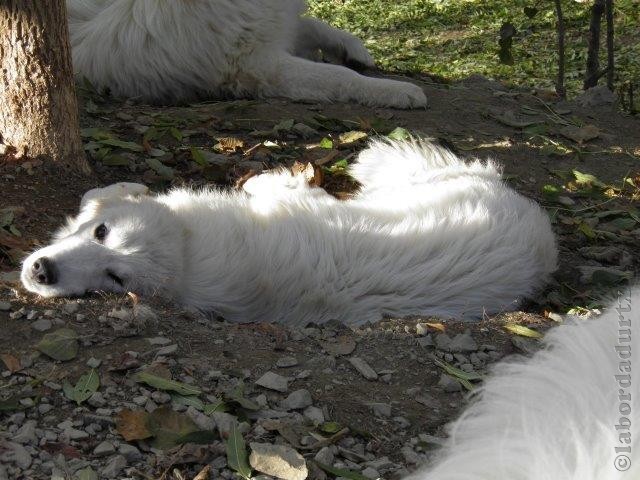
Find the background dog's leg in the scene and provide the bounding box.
[294,17,375,70]
[251,53,426,109]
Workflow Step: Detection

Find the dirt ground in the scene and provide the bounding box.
[0,74,639,480]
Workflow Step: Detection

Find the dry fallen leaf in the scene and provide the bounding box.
[291,161,323,187]
[115,409,153,441]
[215,137,244,153]
[0,353,21,373]
[559,124,600,144]
[424,322,446,332]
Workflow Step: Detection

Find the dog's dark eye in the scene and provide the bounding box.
[94,223,108,241]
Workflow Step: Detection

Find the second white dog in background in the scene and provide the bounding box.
[67,0,427,108]
[21,140,557,326]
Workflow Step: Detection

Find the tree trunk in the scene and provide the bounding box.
[583,0,605,90]
[605,0,614,91]
[0,0,88,172]
[553,0,566,98]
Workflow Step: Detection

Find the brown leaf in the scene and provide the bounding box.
[424,322,446,332]
[41,442,82,459]
[193,465,211,480]
[115,409,152,441]
[313,149,341,166]
[291,161,323,187]
[0,353,22,373]
[559,124,600,144]
[215,137,244,153]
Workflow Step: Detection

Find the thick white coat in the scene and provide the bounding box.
[22,141,557,326]
[413,287,639,480]
[66,0,427,107]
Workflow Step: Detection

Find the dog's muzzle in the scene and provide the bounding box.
[29,256,57,285]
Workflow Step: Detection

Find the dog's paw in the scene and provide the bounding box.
[373,81,427,109]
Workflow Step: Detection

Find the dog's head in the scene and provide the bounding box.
[21,185,186,299]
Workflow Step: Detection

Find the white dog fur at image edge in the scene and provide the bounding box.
[410,287,638,480]
[67,0,426,108]
[21,140,557,326]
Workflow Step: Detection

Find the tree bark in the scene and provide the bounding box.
[605,0,614,91]
[553,0,566,98]
[583,0,605,90]
[0,0,88,172]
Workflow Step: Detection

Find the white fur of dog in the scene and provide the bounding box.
[66,0,427,108]
[412,287,638,480]
[21,140,557,326]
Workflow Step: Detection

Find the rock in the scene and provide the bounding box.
[0,441,32,469]
[416,335,434,348]
[156,344,178,356]
[435,334,452,351]
[108,307,132,321]
[211,412,237,437]
[118,444,143,462]
[282,389,313,410]
[348,357,378,380]
[133,303,158,324]
[93,441,116,457]
[362,467,381,479]
[0,301,12,311]
[557,196,575,206]
[256,372,289,392]
[186,406,216,430]
[150,391,171,404]
[448,331,478,352]
[368,403,392,418]
[31,319,52,332]
[86,357,102,368]
[102,455,127,478]
[437,374,462,393]
[146,337,171,346]
[401,445,421,464]
[63,302,80,314]
[14,420,37,445]
[303,406,324,425]
[249,442,308,480]
[576,85,616,108]
[314,446,334,465]
[276,356,299,368]
[87,392,106,408]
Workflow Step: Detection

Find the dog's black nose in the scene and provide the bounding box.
[31,257,57,285]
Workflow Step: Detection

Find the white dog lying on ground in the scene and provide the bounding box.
[412,287,638,480]
[21,140,557,326]
[67,0,427,108]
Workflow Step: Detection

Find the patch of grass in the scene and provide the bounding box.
[308,0,639,96]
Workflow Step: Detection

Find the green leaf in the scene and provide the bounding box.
[203,399,229,414]
[98,138,144,152]
[578,222,596,239]
[387,126,411,141]
[171,394,204,410]
[102,154,131,166]
[319,137,333,149]
[63,381,76,402]
[135,371,202,396]
[145,158,174,179]
[314,461,369,480]
[36,328,79,361]
[0,395,23,411]
[433,357,483,382]
[573,170,605,188]
[147,406,200,450]
[542,184,560,201]
[319,421,343,434]
[607,217,637,230]
[339,131,368,144]
[175,430,218,445]
[226,421,252,480]
[169,127,183,142]
[504,324,543,339]
[190,147,209,167]
[591,269,632,286]
[75,466,98,480]
[72,369,100,405]
[80,128,113,140]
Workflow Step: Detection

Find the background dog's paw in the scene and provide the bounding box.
[341,36,375,70]
[377,82,428,109]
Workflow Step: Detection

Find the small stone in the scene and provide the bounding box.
[186,406,216,430]
[0,441,32,469]
[282,389,313,410]
[276,356,299,368]
[249,442,308,480]
[448,331,478,352]
[108,308,132,321]
[132,395,147,406]
[314,446,334,465]
[30,319,52,332]
[401,446,421,464]
[86,357,102,368]
[437,374,462,393]
[102,455,127,478]
[362,467,381,479]
[303,406,324,425]
[146,337,171,346]
[93,441,115,457]
[150,391,171,404]
[133,304,158,324]
[435,334,452,351]
[349,357,378,380]
[14,420,37,445]
[118,444,142,462]
[368,403,392,418]
[557,196,575,206]
[63,302,80,314]
[0,301,11,311]
[156,344,178,356]
[38,404,54,415]
[87,392,106,408]
[256,372,288,392]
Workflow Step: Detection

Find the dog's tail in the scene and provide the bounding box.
[349,139,501,192]
[409,287,639,480]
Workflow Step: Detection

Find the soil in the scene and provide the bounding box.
[0,73,639,480]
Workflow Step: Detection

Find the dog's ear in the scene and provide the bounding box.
[80,182,149,210]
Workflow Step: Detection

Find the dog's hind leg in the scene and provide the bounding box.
[294,17,375,70]
[249,53,426,109]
